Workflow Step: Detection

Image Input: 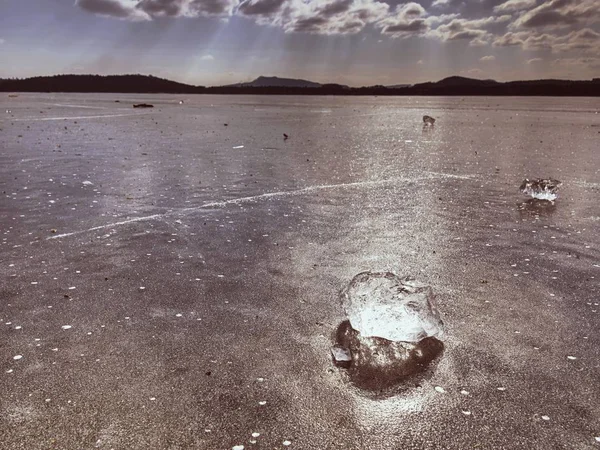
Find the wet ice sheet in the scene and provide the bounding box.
[1,94,600,450]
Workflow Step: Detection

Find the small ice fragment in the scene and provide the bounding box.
[176,313,183,317]
[257,377,264,382]
[15,326,22,330]
[283,441,292,446]
[541,415,550,421]
[61,325,72,330]
[258,401,267,406]
[435,386,446,393]
[341,272,443,343]
[13,355,23,360]
[251,432,260,438]
[82,181,93,186]
[233,145,244,149]
[6,369,13,373]
[497,387,506,391]
[139,287,146,290]
[595,437,600,442]
[232,446,244,450]
[150,397,156,401]
[519,178,561,201]
[460,390,469,395]
[461,410,471,415]
[68,286,76,290]
[567,355,577,360]
[175,220,182,224]
[331,345,352,364]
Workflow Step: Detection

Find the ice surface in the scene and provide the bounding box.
[520,178,562,201]
[341,272,443,343]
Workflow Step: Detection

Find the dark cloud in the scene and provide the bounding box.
[137,0,186,16]
[237,0,286,16]
[493,0,536,14]
[514,0,599,29]
[75,0,143,18]
[189,0,237,15]
[431,16,510,45]
[404,3,425,17]
[291,16,330,32]
[377,2,430,37]
[520,9,578,27]
[318,0,354,17]
[279,0,390,35]
[494,26,600,54]
[447,29,486,40]
[76,0,237,19]
[383,19,428,33]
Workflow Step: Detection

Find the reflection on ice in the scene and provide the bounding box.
[518,198,557,216]
[333,321,444,396]
[520,178,562,201]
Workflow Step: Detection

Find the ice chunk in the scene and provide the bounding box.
[331,345,352,366]
[341,272,443,343]
[423,115,436,125]
[519,178,561,201]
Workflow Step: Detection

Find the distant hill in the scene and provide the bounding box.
[1,74,599,96]
[417,76,500,88]
[0,74,202,93]
[227,76,323,88]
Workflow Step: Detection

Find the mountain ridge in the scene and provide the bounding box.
[1,74,599,96]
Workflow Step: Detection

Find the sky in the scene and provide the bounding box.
[0,0,598,86]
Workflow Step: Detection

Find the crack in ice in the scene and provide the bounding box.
[48,171,473,240]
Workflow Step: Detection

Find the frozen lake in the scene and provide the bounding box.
[1,93,600,449]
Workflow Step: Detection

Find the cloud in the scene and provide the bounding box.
[73,0,599,54]
[200,54,215,60]
[552,28,600,52]
[551,57,600,71]
[527,57,542,64]
[76,0,239,19]
[430,15,511,46]
[237,0,286,16]
[463,68,484,76]
[513,0,600,29]
[377,2,430,38]
[493,0,536,14]
[480,55,496,62]
[492,31,527,47]
[237,0,390,34]
[494,27,600,54]
[75,0,150,20]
